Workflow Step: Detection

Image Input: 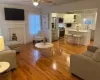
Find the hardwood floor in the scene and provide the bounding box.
[0,39,93,80]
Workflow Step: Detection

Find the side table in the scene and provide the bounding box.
[0,62,10,74]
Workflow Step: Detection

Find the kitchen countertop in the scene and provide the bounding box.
[66,29,91,45]
[67,29,90,32]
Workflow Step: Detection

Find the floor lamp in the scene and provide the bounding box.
[0,36,4,51]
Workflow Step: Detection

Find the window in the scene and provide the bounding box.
[28,14,41,35]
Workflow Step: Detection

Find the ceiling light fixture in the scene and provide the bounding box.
[33,2,39,6]
[32,0,39,6]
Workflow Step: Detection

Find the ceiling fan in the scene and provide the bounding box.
[32,0,53,6]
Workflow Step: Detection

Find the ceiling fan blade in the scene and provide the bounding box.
[32,0,40,2]
[40,0,52,3]
[19,0,31,2]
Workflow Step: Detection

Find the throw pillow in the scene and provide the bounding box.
[83,51,94,58]
[87,46,99,53]
[93,49,100,62]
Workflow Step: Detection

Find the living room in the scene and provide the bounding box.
[0,0,100,80]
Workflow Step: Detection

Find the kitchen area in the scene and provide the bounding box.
[51,9,97,46]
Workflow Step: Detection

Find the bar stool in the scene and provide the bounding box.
[73,35,82,46]
[65,34,73,43]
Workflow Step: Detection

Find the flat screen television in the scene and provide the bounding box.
[59,18,63,23]
[4,8,24,20]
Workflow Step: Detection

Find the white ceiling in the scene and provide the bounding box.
[0,0,83,8]
[67,9,97,14]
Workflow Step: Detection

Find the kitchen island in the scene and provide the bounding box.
[67,29,91,45]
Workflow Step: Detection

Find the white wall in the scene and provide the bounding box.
[41,0,100,47]
[94,10,100,47]
[41,13,51,42]
[0,4,40,44]
[79,12,97,30]
[0,28,1,36]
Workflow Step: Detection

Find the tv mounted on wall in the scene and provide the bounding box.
[4,8,25,20]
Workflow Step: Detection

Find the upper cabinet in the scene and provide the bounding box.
[63,14,75,23]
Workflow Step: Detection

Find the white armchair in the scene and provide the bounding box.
[33,31,45,43]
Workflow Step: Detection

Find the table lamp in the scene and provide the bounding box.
[0,36,4,51]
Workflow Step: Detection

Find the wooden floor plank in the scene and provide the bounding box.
[0,39,93,80]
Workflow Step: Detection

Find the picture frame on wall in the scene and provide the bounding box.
[42,14,49,29]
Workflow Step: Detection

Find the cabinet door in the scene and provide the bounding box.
[64,14,74,23]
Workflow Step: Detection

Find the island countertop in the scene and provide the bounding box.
[67,29,90,32]
[66,29,91,45]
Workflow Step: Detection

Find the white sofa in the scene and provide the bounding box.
[0,46,17,71]
[5,41,21,53]
[70,46,100,80]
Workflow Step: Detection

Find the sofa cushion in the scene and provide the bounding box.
[93,49,100,62]
[83,51,94,58]
[5,41,20,46]
[87,46,99,53]
[5,41,20,51]
[4,46,11,50]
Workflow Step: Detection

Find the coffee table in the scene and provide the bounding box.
[35,42,54,55]
[0,62,10,74]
